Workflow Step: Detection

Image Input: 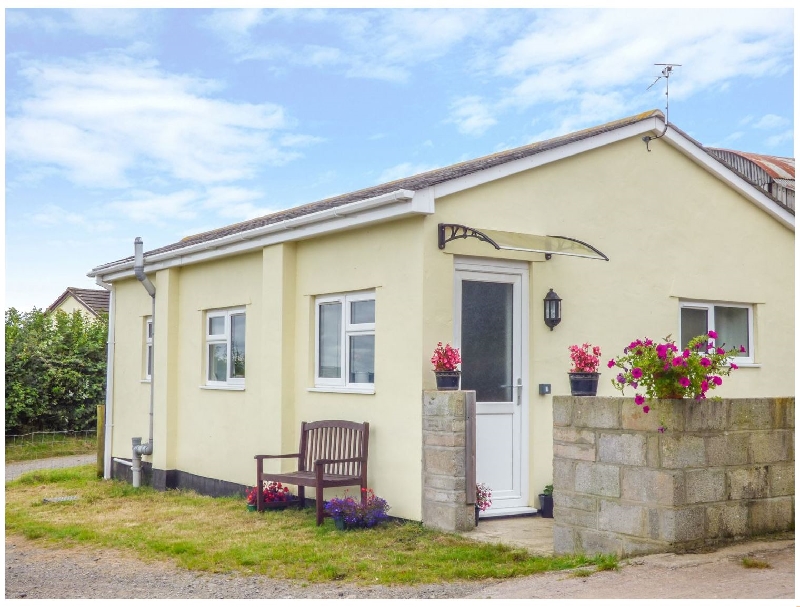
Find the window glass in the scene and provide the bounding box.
[208,316,225,335]
[349,334,375,383]
[351,299,375,324]
[230,313,246,378]
[680,307,708,350]
[319,302,342,378]
[147,345,153,377]
[715,306,749,357]
[208,343,228,382]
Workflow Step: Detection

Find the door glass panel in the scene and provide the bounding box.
[461,280,513,402]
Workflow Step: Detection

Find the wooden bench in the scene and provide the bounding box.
[254,420,369,525]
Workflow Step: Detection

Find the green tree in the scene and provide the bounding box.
[5,307,108,434]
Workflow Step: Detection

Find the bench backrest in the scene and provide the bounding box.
[299,420,369,476]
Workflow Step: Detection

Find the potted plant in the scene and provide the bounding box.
[607,332,740,416]
[431,342,462,390]
[538,484,553,518]
[246,481,298,511]
[324,488,391,530]
[475,482,492,526]
[568,343,601,396]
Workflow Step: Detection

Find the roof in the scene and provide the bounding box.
[47,287,110,317]
[706,148,795,210]
[91,109,794,276]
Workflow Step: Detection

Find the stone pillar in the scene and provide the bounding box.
[421,390,476,531]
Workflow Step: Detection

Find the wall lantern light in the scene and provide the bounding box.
[544,288,562,331]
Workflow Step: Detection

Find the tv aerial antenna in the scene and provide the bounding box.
[643,63,681,152]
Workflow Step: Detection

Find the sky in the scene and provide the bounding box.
[4,7,795,311]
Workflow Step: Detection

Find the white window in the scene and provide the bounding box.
[679,301,754,364]
[145,317,153,380]
[206,308,246,386]
[315,291,375,389]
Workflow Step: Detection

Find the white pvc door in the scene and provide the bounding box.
[455,259,529,515]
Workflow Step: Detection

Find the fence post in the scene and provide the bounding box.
[96,404,105,478]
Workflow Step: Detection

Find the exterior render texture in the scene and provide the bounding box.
[90,110,795,522]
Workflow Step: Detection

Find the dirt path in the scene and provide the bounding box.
[5,535,794,600]
[5,454,96,481]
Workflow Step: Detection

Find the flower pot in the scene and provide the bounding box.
[538,494,553,518]
[334,516,346,531]
[475,505,480,527]
[435,371,461,390]
[246,503,257,512]
[568,372,600,396]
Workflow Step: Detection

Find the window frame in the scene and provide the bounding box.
[314,291,375,390]
[144,317,153,381]
[205,307,246,388]
[678,300,754,365]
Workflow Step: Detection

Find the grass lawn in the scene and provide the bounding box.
[5,435,97,463]
[5,465,617,584]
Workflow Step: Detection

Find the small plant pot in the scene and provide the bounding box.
[538,494,554,518]
[568,372,600,396]
[334,516,347,531]
[435,371,461,390]
[246,504,257,512]
[474,505,480,527]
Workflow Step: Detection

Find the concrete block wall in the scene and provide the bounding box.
[421,390,476,532]
[553,396,794,557]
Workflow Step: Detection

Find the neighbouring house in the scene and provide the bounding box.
[47,287,110,319]
[88,109,794,523]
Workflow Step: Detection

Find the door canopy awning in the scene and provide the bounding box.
[437,223,608,261]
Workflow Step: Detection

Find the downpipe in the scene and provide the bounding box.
[132,238,155,487]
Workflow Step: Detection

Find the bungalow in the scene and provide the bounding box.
[47,287,110,319]
[88,110,794,522]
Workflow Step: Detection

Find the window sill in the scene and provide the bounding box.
[200,385,246,391]
[730,363,760,368]
[308,386,375,395]
[140,379,151,384]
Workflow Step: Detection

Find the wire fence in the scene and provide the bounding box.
[5,430,98,468]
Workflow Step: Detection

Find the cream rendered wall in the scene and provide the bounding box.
[109,278,154,461]
[422,135,794,506]
[292,217,426,520]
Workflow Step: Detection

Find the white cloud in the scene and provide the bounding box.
[447,96,498,136]
[32,204,114,232]
[752,114,788,129]
[6,8,156,38]
[7,56,316,188]
[106,190,201,225]
[376,162,438,184]
[764,130,793,148]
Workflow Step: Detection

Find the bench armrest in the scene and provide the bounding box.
[254,453,301,461]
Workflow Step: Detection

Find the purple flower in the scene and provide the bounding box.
[607,359,616,368]
[701,380,709,392]
[708,330,718,339]
[672,356,683,367]
[656,344,668,359]
[679,376,690,388]
[616,373,626,384]
[700,357,711,367]
[642,405,650,414]
[658,426,665,433]
[635,394,644,406]
[682,349,690,358]
[630,381,638,389]
[711,376,722,386]
[739,345,746,353]
[631,367,643,379]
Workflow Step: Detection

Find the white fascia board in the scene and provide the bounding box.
[93,190,426,282]
[432,117,663,199]
[661,128,795,231]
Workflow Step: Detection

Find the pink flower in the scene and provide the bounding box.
[701,380,709,392]
[700,357,711,367]
[682,349,690,358]
[631,367,643,379]
[679,376,690,387]
[642,405,650,414]
[635,394,645,406]
[730,363,738,370]
[672,356,683,367]
[607,359,616,368]
[711,376,722,386]
[708,330,718,339]
[739,345,746,353]
[716,347,725,355]
[656,344,668,359]
[658,426,665,433]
